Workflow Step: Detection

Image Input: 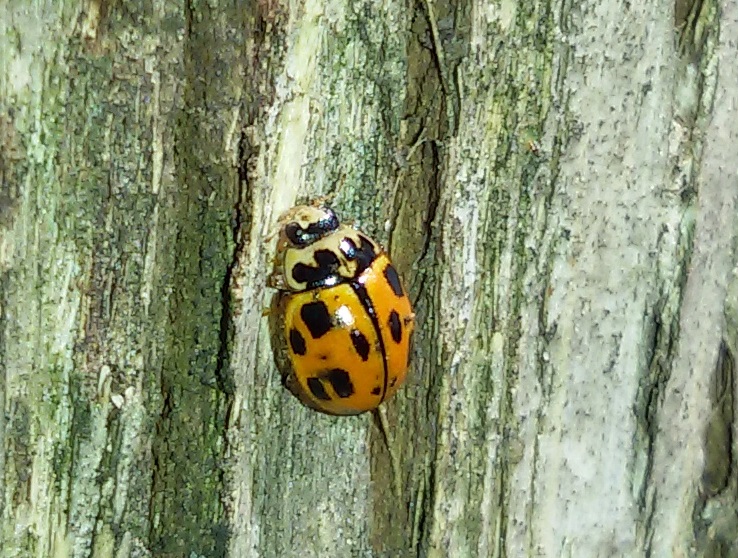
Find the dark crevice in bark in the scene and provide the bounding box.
[701,342,734,496]
[219,2,287,555]
[634,0,715,529]
[418,0,459,136]
[412,479,429,558]
[637,220,694,555]
[675,0,712,60]
[214,124,253,397]
[149,384,175,553]
[637,298,675,557]
[672,0,718,204]
[407,138,442,310]
[417,455,437,558]
[147,0,241,553]
[692,341,737,556]
[368,1,459,554]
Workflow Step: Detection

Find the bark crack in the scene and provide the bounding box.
[692,341,736,553]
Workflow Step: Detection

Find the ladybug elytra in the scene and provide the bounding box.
[268,205,414,415]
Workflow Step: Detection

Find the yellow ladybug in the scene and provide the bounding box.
[268,205,414,415]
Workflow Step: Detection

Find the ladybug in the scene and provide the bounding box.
[268,204,415,415]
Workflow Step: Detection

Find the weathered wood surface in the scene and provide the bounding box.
[1,1,736,557]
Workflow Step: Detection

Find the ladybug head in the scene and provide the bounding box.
[282,205,339,247]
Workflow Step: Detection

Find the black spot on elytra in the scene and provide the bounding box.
[292,250,341,288]
[384,264,404,297]
[306,369,355,401]
[300,301,332,339]
[285,210,339,246]
[289,328,307,355]
[388,310,402,343]
[324,368,354,398]
[340,235,377,273]
[371,386,381,395]
[389,377,397,388]
[350,329,370,361]
[307,378,331,401]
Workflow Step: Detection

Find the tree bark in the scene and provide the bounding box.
[1,1,736,557]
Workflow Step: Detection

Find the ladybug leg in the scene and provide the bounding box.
[264,213,291,243]
[267,271,287,290]
[310,193,336,210]
[373,406,402,501]
[267,251,287,290]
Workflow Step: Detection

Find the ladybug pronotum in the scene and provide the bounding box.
[268,205,414,415]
